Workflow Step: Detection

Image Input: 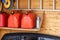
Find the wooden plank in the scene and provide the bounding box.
[18,0,28,9]
[42,0,53,9]
[56,0,60,9]
[0,1,2,11]
[0,27,39,31]
[31,0,40,9]
[40,11,60,36]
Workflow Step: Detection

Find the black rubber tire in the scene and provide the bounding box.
[4,0,14,10]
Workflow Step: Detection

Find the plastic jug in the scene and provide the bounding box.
[0,11,8,27]
[8,10,21,28]
[21,11,36,29]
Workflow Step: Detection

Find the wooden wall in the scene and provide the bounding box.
[43,0,53,9]
[40,11,60,36]
[18,0,28,9]
[1,0,60,40]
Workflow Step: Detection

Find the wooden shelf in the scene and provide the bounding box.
[0,27,39,31]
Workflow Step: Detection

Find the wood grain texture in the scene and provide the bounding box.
[40,11,60,36]
[56,0,60,9]
[31,0,40,9]
[42,0,53,9]
[0,2,2,11]
[18,0,28,9]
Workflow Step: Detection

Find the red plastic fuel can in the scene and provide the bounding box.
[21,11,36,29]
[8,10,21,28]
[0,11,8,27]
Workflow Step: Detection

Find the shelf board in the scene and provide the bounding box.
[0,27,39,31]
